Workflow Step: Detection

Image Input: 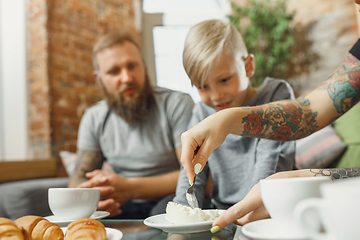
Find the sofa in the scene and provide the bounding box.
[0,153,112,221]
[0,159,69,220]
[0,177,69,220]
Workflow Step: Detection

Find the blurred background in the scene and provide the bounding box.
[0,0,358,164]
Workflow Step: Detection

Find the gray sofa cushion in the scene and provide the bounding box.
[0,177,69,220]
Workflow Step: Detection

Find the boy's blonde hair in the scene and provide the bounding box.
[183,19,248,87]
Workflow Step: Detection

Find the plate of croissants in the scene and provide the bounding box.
[0,215,123,240]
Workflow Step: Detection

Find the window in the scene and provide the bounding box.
[153,26,201,103]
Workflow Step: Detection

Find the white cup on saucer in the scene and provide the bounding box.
[260,177,332,238]
[48,188,100,220]
[294,177,360,240]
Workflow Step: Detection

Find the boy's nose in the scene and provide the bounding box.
[210,89,223,101]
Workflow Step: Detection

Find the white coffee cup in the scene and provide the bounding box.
[260,177,332,238]
[48,188,100,220]
[294,177,360,240]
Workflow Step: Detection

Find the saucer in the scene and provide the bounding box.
[61,227,123,240]
[144,210,226,234]
[45,211,110,227]
[241,219,309,240]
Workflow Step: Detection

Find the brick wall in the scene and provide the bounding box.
[27,0,140,160]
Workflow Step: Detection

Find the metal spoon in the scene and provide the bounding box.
[186,174,199,208]
[186,146,200,209]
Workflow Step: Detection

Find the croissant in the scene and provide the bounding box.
[14,216,63,240]
[0,217,24,240]
[65,218,106,240]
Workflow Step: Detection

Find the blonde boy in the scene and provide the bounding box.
[172,19,296,209]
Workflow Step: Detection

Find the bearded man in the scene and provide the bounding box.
[68,33,194,219]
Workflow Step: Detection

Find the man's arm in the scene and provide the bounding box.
[68,149,104,188]
[123,146,183,200]
[181,52,360,182]
[124,170,180,200]
[79,169,180,204]
[73,146,181,202]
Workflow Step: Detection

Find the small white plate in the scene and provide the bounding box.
[45,211,110,227]
[61,227,123,240]
[241,219,309,240]
[143,210,225,234]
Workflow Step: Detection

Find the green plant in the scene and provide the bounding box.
[228,0,296,87]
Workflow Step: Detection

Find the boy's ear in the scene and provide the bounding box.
[244,54,255,78]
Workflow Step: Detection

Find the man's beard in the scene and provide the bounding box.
[102,74,155,124]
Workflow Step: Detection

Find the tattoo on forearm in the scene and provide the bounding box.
[310,168,360,180]
[70,150,104,185]
[328,54,360,113]
[242,100,318,140]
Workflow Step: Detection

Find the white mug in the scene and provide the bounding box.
[260,177,332,238]
[48,188,100,220]
[294,177,360,240]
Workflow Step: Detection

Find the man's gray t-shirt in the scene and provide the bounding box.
[77,86,194,177]
[173,78,296,209]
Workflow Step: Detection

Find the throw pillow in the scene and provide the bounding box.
[295,125,347,169]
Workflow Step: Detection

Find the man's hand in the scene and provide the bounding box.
[79,170,133,204]
[97,197,122,217]
[78,170,133,217]
[78,182,122,217]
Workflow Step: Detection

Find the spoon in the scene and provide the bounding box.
[186,146,201,209]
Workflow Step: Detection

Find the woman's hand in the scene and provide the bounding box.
[211,170,314,233]
[180,109,239,182]
[211,180,265,233]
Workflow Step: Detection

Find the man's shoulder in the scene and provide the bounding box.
[83,100,109,117]
[86,100,108,110]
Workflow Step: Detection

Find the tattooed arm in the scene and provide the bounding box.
[181,53,360,182]
[68,149,104,188]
